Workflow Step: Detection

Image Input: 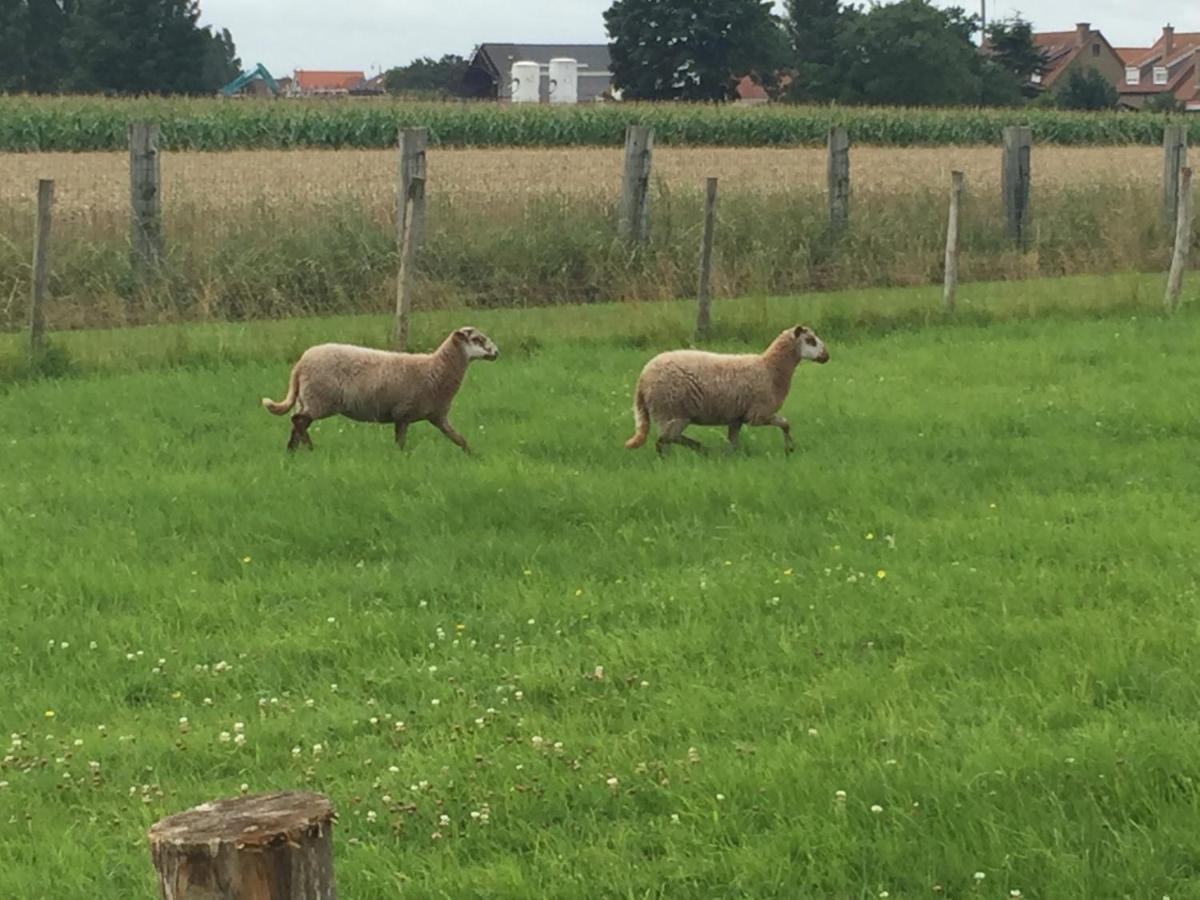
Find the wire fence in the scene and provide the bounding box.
[0,134,1183,335]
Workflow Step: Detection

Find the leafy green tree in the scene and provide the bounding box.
[200,26,240,92]
[64,0,210,94]
[383,54,469,96]
[604,0,788,101]
[1055,66,1118,110]
[1145,91,1183,114]
[985,16,1042,98]
[837,0,984,106]
[783,0,847,102]
[0,0,32,91]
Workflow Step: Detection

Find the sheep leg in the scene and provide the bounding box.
[434,418,471,455]
[727,421,743,452]
[288,414,314,452]
[656,419,703,456]
[767,414,795,454]
[394,421,409,449]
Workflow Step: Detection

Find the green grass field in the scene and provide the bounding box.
[3,276,1200,898]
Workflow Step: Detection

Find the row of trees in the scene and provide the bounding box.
[604,0,1115,109]
[0,0,241,94]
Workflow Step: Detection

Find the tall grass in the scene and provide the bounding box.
[0,95,1184,151]
[0,177,1176,332]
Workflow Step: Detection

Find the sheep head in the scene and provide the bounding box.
[453,326,500,361]
[790,325,829,364]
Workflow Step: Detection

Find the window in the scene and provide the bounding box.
[1154,66,1168,85]
[1092,43,1101,57]
[1126,66,1140,85]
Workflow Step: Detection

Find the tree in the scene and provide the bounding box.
[604,0,789,101]
[837,0,983,106]
[1055,66,1118,110]
[200,26,240,93]
[784,0,848,102]
[1145,91,1184,114]
[383,54,468,96]
[0,0,32,91]
[985,16,1042,98]
[63,0,212,94]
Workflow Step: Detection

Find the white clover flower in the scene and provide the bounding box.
[366,810,377,823]
[234,734,246,747]
[870,804,883,814]
[233,722,245,734]
[218,732,231,743]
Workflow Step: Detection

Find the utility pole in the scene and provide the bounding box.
[980,0,987,39]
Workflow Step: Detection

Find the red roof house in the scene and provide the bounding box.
[293,70,367,96]
[1120,26,1200,110]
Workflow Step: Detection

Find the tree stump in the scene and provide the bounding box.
[148,791,337,900]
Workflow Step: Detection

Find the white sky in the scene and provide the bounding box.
[196,1,1191,77]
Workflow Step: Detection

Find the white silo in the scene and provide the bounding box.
[548,57,579,104]
[511,61,540,103]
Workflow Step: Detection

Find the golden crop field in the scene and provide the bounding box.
[0,145,1161,223]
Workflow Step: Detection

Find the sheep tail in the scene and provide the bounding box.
[624,387,650,449]
[261,365,300,415]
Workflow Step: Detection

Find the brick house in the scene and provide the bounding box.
[1119,26,1200,111]
[1031,23,1125,96]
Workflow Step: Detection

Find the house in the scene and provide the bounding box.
[1119,26,1200,111]
[735,75,769,104]
[291,70,368,97]
[350,73,387,96]
[1031,22,1125,95]
[463,44,613,102]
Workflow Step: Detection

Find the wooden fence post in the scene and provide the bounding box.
[148,791,336,899]
[827,125,850,235]
[394,134,427,350]
[129,122,163,271]
[1002,126,1032,248]
[29,178,54,359]
[1163,124,1188,226]
[398,127,429,252]
[618,125,654,242]
[695,176,718,341]
[1165,166,1193,313]
[943,170,964,313]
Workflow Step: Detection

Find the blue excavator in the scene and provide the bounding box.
[220,63,281,98]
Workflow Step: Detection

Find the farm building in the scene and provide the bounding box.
[1118,26,1200,111]
[290,70,368,97]
[1030,23,1125,96]
[463,44,614,102]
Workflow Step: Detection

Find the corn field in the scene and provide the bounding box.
[0,95,1183,152]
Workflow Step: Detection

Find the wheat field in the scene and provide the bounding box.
[0,146,1161,221]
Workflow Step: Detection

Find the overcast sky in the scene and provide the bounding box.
[197,1,1190,77]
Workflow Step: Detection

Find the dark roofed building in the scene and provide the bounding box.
[464,43,614,102]
[1032,23,1124,93]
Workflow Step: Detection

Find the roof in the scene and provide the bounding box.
[295,70,366,91]
[471,43,612,79]
[1031,26,1121,88]
[736,75,768,101]
[1131,31,1200,67]
[1115,47,1150,65]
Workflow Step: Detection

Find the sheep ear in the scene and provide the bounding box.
[453,327,470,341]
[793,325,806,337]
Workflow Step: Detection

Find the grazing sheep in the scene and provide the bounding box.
[261,326,499,453]
[624,325,829,455]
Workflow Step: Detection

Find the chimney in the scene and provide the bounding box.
[1075,23,1091,45]
[1163,25,1175,58]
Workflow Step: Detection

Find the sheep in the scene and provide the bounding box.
[261,326,499,453]
[624,325,829,455]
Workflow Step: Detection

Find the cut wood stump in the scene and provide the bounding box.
[148,791,336,900]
